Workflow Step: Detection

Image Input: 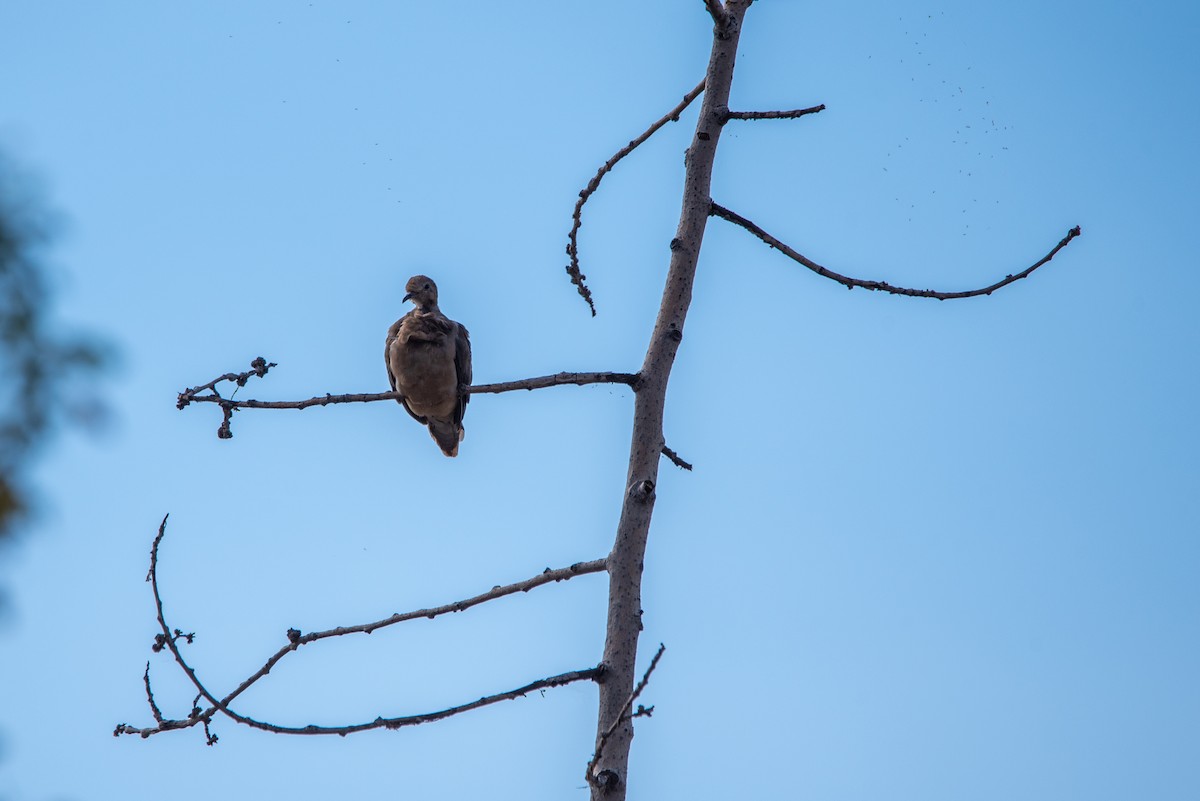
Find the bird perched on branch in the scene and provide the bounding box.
[385,275,472,457]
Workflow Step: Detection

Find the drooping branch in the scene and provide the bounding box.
[711,202,1082,299]
[724,104,825,121]
[116,515,607,741]
[566,78,707,315]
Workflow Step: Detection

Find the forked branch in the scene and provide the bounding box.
[711,202,1082,299]
[115,516,607,741]
[703,0,727,25]
[586,643,666,790]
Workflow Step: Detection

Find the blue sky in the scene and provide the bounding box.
[1,2,1197,799]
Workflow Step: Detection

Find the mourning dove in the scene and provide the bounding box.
[385,275,472,457]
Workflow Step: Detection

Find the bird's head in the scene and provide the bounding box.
[403,275,439,311]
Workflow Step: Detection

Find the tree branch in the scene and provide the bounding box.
[117,515,608,740]
[587,643,666,790]
[703,0,727,25]
[566,78,707,315]
[660,445,693,471]
[176,357,276,409]
[471,371,640,394]
[710,202,1082,299]
[116,665,603,739]
[724,104,826,121]
[178,367,640,437]
[181,369,639,410]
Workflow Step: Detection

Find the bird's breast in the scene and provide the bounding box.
[390,336,459,419]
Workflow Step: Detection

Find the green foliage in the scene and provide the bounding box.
[0,153,110,543]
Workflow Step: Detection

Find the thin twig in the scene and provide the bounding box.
[587,643,666,788]
[566,78,707,315]
[117,516,609,740]
[176,357,275,409]
[710,202,1082,299]
[660,445,693,471]
[724,104,825,121]
[142,663,164,724]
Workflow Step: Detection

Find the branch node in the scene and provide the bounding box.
[594,770,621,793]
[629,480,655,503]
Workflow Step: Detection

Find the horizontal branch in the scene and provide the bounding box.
[566,77,707,315]
[710,201,1082,300]
[471,371,639,394]
[116,516,608,741]
[724,104,825,121]
[179,370,640,415]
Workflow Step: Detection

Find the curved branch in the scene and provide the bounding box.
[566,78,707,315]
[118,665,603,739]
[710,202,1081,299]
[118,516,608,740]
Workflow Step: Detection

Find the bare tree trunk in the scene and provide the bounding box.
[590,3,748,798]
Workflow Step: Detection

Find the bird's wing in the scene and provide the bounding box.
[384,318,402,392]
[385,315,427,423]
[454,321,472,427]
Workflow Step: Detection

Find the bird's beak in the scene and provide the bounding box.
[402,291,414,303]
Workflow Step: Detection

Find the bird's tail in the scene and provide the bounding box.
[427,419,464,458]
